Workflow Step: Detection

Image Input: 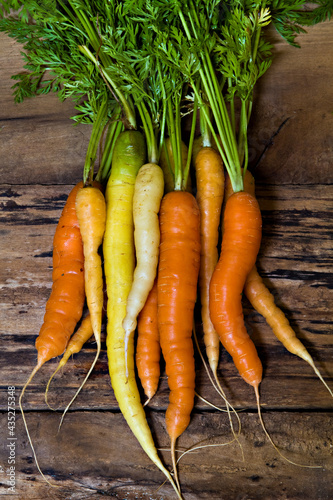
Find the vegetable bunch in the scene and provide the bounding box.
[1,0,332,497]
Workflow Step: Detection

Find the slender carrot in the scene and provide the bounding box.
[209,191,263,393]
[103,130,181,498]
[122,162,164,371]
[19,182,85,483]
[75,184,106,346]
[159,137,191,193]
[52,183,107,425]
[195,146,225,376]
[157,190,201,487]
[136,279,160,403]
[244,266,333,398]
[225,172,333,399]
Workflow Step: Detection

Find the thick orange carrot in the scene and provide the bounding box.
[209,191,263,392]
[20,182,85,483]
[157,190,201,483]
[136,279,160,402]
[35,182,85,367]
[195,146,225,376]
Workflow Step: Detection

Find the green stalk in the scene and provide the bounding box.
[174,96,183,191]
[199,101,212,148]
[238,99,248,173]
[78,45,137,130]
[228,77,236,135]
[96,115,124,184]
[157,60,168,161]
[83,94,109,184]
[136,101,158,164]
[178,4,243,192]
[183,98,198,190]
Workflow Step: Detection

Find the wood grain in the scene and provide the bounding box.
[0,410,332,500]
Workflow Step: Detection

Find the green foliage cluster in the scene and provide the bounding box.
[1,0,331,184]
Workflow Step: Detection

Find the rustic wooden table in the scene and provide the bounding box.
[0,20,332,500]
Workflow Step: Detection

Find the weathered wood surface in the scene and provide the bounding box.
[0,411,332,500]
[1,19,333,500]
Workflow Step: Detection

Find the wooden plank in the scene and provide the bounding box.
[0,410,332,499]
[248,21,333,185]
[0,33,90,185]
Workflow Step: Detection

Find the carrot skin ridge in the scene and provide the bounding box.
[209,191,263,388]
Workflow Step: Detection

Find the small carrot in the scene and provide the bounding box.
[136,279,160,403]
[245,266,333,398]
[122,162,164,371]
[19,182,85,483]
[157,190,201,487]
[209,191,263,393]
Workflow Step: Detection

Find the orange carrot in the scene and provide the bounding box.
[209,191,263,393]
[228,172,333,399]
[45,288,107,409]
[19,182,85,483]
[244,266,333,398]
[52,183,107,424]
[157,190,201,485]
[195,146,225,376]
[35,181,85,367]
[136,279,160,403]
[223,171,332,464]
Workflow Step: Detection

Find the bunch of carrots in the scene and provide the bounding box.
[1,0,332,498]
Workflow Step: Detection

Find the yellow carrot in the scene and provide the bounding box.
[122,163,164,371]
